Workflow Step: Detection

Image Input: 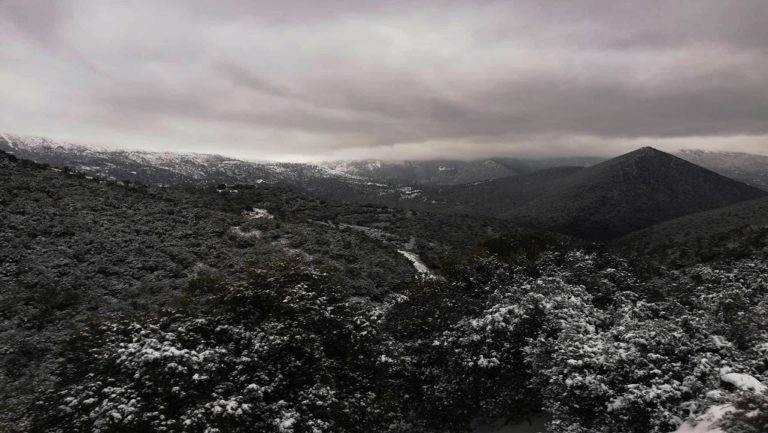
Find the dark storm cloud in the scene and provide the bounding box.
[1,0,767,160]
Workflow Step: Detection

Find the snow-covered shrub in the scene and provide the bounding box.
[525,289,768,433]
[29,248,768,433]
[680,261,768,349]
[385,254,604,432]
[31,257,399,433]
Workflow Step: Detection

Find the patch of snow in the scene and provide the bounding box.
[230,227,262,239]
[398,250,434,278]
[711,335,731,349]
[276,408,299,432]
[476,355,500,368]
[398,186,422,199]
[719,368,767,393]
[243,208,274,220]
[673,404,733,433]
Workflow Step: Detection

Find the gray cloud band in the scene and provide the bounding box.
[1,0,767,160]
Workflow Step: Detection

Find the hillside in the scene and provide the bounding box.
[503,147,767,240]
[615,196,768,265]
[0,149,429,426]
[0,149,544,428]
[418,166,586,215]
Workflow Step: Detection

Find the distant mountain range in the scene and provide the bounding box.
[324,151,768,191]
[3,133,766,241]
[0,133,358,186]
[321,157,601,185]
[0,133,429,205]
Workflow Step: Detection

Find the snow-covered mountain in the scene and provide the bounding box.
[0,133,360,186]
[0,133,436,207]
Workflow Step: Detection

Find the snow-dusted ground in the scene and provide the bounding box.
[397,250,434,278]
[242,208,274,219]
[719,367,767,393]
[671,369,766,433]
[673,404,733,433]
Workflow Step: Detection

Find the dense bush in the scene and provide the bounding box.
[386,253,768,433]
[31,258,400,433]
[29,250,768,433]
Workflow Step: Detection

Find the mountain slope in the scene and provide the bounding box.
[418,166,586,215]
[615,196,768,265]
[503,147,767,240]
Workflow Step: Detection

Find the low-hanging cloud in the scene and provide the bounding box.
[1,0,767,161]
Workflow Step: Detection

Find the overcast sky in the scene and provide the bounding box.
[1,0,767,161]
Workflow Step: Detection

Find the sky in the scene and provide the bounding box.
[1,0,767,161]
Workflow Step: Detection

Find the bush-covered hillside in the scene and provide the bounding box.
[0,151,415,428]
[0,150,544,430]
[616,196,768,266]
[29,250,768,433]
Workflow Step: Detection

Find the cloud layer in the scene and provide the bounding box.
[1,0,767,160]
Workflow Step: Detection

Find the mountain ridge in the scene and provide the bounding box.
[4,133,766,241]
[504,147,767,239]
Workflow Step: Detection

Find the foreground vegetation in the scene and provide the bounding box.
[31,249,768,433]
